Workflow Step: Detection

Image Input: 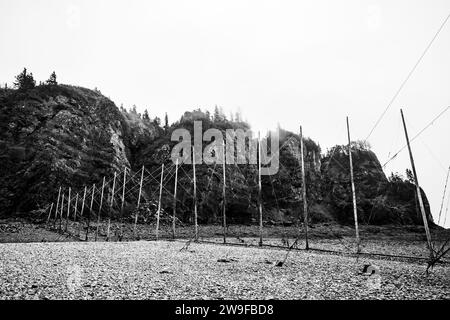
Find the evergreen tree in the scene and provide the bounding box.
[131,105,137,114]
[164,112,169,131]
[213,105,220,122]
[46,71,57,85]
[235,111,241,122]
[143,109,150,120]
[219,106,226,120]
[153,116,161,126]
[14,68,35,90]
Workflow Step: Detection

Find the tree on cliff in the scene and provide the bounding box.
[143,109,150,121]
[46,71,57,85]
[164,112,169,131]
[14,68,36,91]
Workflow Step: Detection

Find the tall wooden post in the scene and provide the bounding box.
[73,193,79,221]
[107,172,116,241]
[156,164,164,240]
[192,146,198,241]
[86,184,95,241]
[258,132,263,247]
[120,167,127,240]
[347,117,361,254]
[59,193,64,231]
[172,159,179,239]
[46,203,54,224]
[79,186,87,238]
[95,177,106,241]
[222,141,227,244]
[53,186,61,228]
[438,166,450,225]
[135,165,145,235]
[65,187,71,232]
[400,109,434,259]
[300,126,309,250]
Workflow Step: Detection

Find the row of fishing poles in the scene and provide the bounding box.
[43,109,435,259]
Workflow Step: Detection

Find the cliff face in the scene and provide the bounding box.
[0,85,133,213]
[0,85,433,226]
[321,145,433,225]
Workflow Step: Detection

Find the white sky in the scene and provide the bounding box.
[1,0,449,227]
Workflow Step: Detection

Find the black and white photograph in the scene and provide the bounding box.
[0,0,449,314]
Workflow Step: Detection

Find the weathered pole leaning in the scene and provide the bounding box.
[172,159,179,239]
[346,117,361,254]
[46,202,54,224]
[107,172,117,241]
[400,109,434,259]
[299,126,309,250]
[53,186,61,228]
[73,193,79,221]
[59,193,64,231]
[135,165,145,236]
[438,166,450,225]
[86,184,95,241]
[258,132,263,247]
[79,186,87,238]
[65,187,71,232]
[156,164,164,240]
[95,177,106,241]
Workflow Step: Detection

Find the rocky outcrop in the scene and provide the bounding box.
[0,85,131,213]
[321,144,434,225]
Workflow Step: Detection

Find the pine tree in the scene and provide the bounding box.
[46,71,57,85]
[164,112,169,131]
[14,68,35,91]
[235,111,241,122]
[219,106,226,120]
[143,109,150,120]
[213,105,220,122]
[153,116,161,126]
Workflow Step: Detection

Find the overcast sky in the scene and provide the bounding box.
[1,0,449,227]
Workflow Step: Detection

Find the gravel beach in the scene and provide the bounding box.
[0,241,449,300]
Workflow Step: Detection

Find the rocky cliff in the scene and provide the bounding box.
[0,85,156,213]
[0,84,434,226]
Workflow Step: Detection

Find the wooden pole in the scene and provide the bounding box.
[120,167,127,240]
[86,184,95,241]
[400,109,434,259]
[258,132,263,247]
[73,193,79,221]
[53,186,61,228]
[172,159,179,239]
[134,165,145,235]
[107,172,116,241]
[222,141,227,244]
[156,164,164,240]
[347,117,361,254]
[46,203,54,224]
[438,166,450,225]
[192,146,198,241]
[59,193,64,231]
[299,126,309,250]
[95,177,106,241]
[65,187,71,232]
[78,186,87,238]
